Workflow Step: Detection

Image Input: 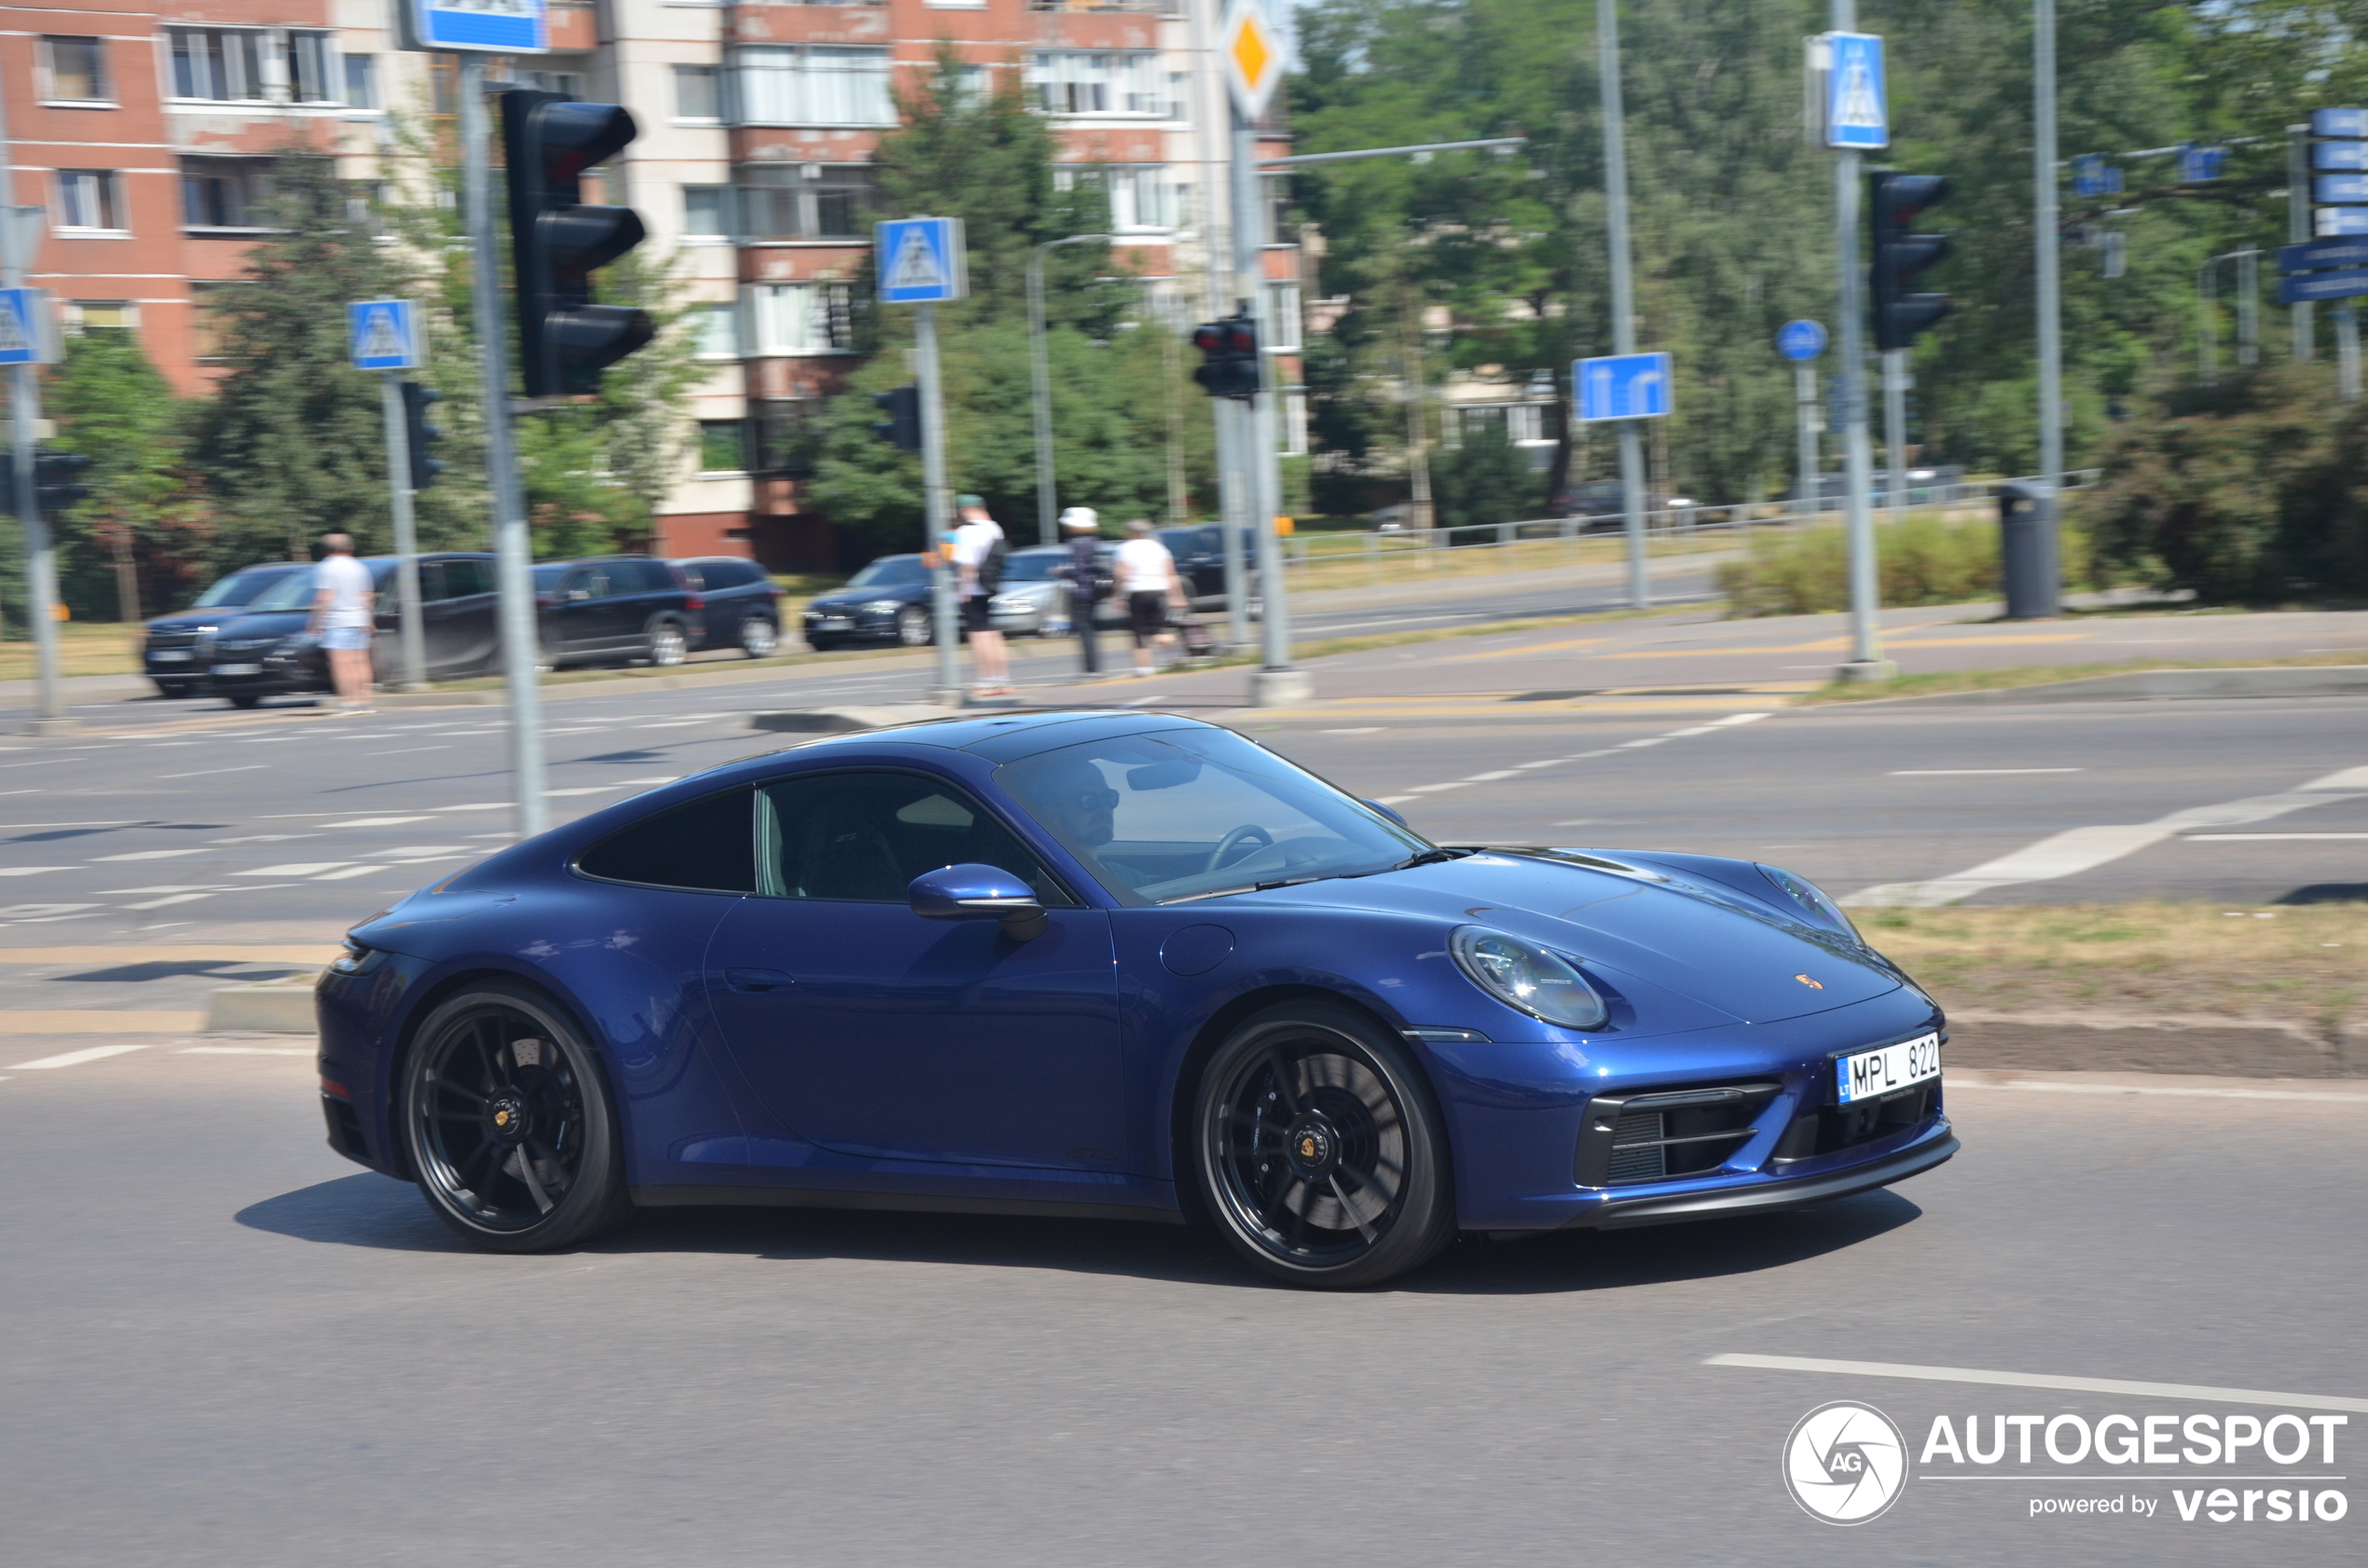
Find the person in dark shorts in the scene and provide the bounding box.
[1113,517,1185,677]
[1056,506,1108,676]
[951,494,1011,696]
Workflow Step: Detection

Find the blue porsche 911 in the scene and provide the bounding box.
[317,709,1956,1287]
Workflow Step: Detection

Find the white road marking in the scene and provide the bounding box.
[369,846,469,858]
[1461,770,1521,782]
[9,1043,151,1070]
[158,765,266,779]
[125,893,213,910]
[312,866,379,880]
[0,867,70,877]
[434,802,512,812]
[323,817,432,828]
[1373,795,1419,806]
[180,1046,310,1056]
[236,863,352,876]
[1322,727,1385,736]
[1405,781,1472,794]
[1849,763,2368,906]
[365,746,449,757]
[1706,1354,2368,1415]
[1891,767,2084,776]
[1950,1079,2368,1104]
[544,787,619,797]
[2183,832,2368,841]
[92,848,208,861]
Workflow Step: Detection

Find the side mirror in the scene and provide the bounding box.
[908,863,1048,942]
[1362,798,1410,829]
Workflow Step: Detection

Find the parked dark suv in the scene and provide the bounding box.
[205,553,503,708]
[671,556,783,658]
[532,556,698,668]
[801,554,935,650]
[139,561,306,697]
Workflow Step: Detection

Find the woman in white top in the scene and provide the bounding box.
[1113,518,1187,677]
[308,532,377,713]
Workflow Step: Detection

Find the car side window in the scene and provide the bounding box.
[566,570,609,600]
[441,557,492,598]
[754,771,1073,906]
[619,561,670,594]
[576,788,757,893]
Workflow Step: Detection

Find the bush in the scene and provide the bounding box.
[1717,511,2093,617]
[1432,420,1544,531]
[2081,366,2368,602]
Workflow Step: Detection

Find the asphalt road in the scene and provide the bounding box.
[1,1045,2361,1565]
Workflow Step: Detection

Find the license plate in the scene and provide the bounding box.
[819,617,851,629]
[1837,1032,1941,1104]
[151,650,192,662]
[211,664,262,677]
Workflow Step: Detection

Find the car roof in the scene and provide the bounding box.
[783,708,1212,763]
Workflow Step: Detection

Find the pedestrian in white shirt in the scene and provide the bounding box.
[308,533,376,714]
[1113,518,1186,677]
[950,494,1012,697]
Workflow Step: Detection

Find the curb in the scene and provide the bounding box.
[204,983,316,1035]
[1945,1010,2361,1079]
[750,704,963,734]
[1832,665,2368,708]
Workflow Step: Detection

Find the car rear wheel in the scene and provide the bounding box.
[805,634,840,653]
[1192,1000,1455,1288]
[399,982,630,1252]
[738,615,778,659]
[645,620,688,667]
[225,691,263,709]
[155,681,196,699]
[895,605,931,646]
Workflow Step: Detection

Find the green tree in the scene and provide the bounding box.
[1432,418,1543,530]
[45,331,206,618]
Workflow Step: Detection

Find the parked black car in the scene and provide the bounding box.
[205,553,503,708]
[139,562,306,696]
[1156,524,1249,611]
[531,556,698,668]
[801,554,935,650]
[671,556,783,658]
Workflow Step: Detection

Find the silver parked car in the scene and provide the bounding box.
[987,544,1129,637]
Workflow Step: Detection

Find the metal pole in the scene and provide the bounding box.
[1599,0,1648,611]
[1795,362,1820,518]
[0,82,68,733]
[1026,235,1109,548]
[915,302,961,705]
[2198,260,2219,386]
[2033,0,2065,608]
[1191,0,1249,650]
[1233,94,1299,702]
[1218,398,1250,646]
[379,371,427,692]
[2339,306,2361,404]
[462,58,547,838]
[2237,248,2260,367]
[1831,1,1883,675]
[1882,347,1907,527]
[2290,124,2314,362]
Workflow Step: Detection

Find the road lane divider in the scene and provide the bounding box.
[1706,1354,2368,1415]
[9,1042,159,1067]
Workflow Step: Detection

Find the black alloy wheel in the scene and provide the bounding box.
[399,982,630,1252]
[1194,1001,1455,1287]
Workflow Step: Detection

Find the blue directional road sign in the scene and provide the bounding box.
[2280,236,2368,274]
[2320,209,2368,237]
[1777,320,1827,361]
[406,0,546,53]
[349,298,422,371]
[2279,268,2368,304]
[2316,174,2368,204]
[1824,33,1888,151]
[0,287,48,365]
[1575,352,1673,422]
[2070,155,2122,198]
[2314,141,2368,172]
[2175,143,2227,183]
[2313,107,2368,139]
[875,217,969,305]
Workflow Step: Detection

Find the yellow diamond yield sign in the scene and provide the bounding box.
[1222,1,1282,120]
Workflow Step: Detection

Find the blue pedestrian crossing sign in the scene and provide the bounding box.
[402,0,547,54]
[1575,352,1673,422]
[1777,320,1827,361]
[349,298,423,371]
[875,217,969,305]
[0,287,51,365]
[1823,33,1888,151]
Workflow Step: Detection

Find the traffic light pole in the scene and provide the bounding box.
[461,57,549,839]
[914,303,961,706]
[1794,364,1820,518]
[1598,0,1649,612]
[1882,348,1907,528]
[377,372,427,693]
[1232,102,1301,704]
[1830,1,1888,680]
[0,89,69,733]
[2032,0,2065,604]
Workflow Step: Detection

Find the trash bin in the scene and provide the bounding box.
[1998,480,2059,619]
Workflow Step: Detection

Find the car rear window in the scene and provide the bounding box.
[610,560,673,594]
[696,560,757,588]
[577,789,757,893]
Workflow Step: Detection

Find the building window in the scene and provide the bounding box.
[189,282,227,361]
[753,399,819,476]
[692,301,740,359]
[1262,281,1302,353]
[183,158,273,230]
[68,301,137,334]
[57,171,124,233]
[698,420,749,474]
[288,31,339,104]
[43,37,109,103]
[674,64,722,122]
[1027,52,1163,117]
[1061,165,1173,231]
[735,47,893,127]
[750,282,856,354]
[343,53,377,110]
[517,69,585,98]
[737,165,875,241]
[169,28,268,103]
[683,186,730,240]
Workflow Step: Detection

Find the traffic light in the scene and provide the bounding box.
[870,385,921,453]
[500,89,656,396]
[1869,172,1952,352]
[1190,311,1260,400]
[34,448,90,513]
[399,381,445,491]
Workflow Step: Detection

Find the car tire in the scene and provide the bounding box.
[397,980,632,1254]
[895,605,931,647]
[1191,999,1456,1288]
[645,620,688,667]
[805,634,840,653]
[737,615,778,659]
[155,681,196,699]
[226,691,263,709]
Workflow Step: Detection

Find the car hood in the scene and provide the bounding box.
[1262,848,1906,1025]
[210,611,312,640]
[812,585,926,611]
[145,612,227,634]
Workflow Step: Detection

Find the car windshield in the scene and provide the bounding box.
[190,567,296,610]
[241,568,320,612]
[846,556,927,589]
[1001,551,1064,584]
[998,728,1430,905]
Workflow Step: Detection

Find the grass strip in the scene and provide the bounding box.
[1800,650,2368,705]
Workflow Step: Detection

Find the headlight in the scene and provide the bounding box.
[1449,926,1608,1030]
[862,598,903,614]
[1757,864,1860,939]
[327,941,390,976]
[989,595,1029,612]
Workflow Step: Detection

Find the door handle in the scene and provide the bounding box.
[722,967,796,994]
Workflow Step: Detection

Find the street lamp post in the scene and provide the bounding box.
[1026,234,1110,548]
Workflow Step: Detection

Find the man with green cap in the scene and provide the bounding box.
[950,493,1011,697]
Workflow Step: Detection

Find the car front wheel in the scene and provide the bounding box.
[1192,1000,1455,1288]
[738,615,778,658]
[895,605,931,646]
[645,620,688,667]
[399,982,631,1252]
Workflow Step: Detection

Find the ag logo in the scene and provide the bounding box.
[1783,1401,1907,1524]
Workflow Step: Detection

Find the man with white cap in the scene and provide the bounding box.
[1055,506,1108,677]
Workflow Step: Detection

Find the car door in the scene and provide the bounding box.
[702,767,1124,1173]
[431,556,502,675]
[610,559,677,648]
[545,566,613,657]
